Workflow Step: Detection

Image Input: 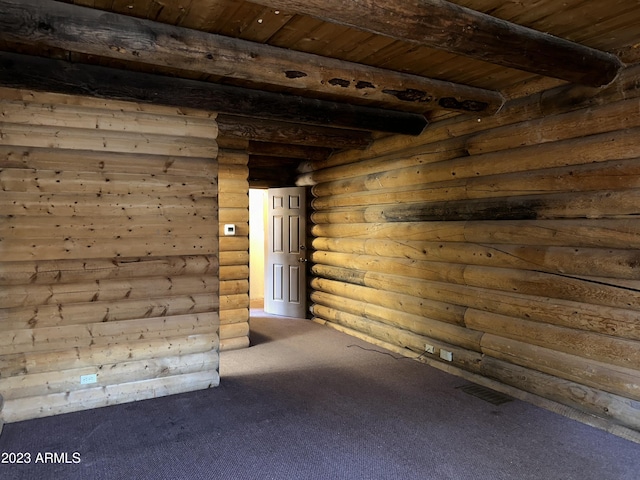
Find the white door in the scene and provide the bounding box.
[265,187,307,317]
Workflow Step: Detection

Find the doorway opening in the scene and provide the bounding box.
[249,188,268,310]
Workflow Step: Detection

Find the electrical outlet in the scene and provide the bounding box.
[439,349,453,362]
[425,343,435,354]
[80,374,97,385]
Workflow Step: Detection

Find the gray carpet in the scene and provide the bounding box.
[1,311,639,480]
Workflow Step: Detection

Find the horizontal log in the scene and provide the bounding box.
[219,251,250,266]
[322,103,638,181]
[1,370,219,422]
[219,209,249,224]
[0,192,216,217]
[218,192,249,209]
[250,0,622,87]
[481,334,640,402]
[218,165,249,180]
[0,168,217,196]
[0,123,217,158]
[0,312,218,355]
[1,214,216,240]
[312,237,640,280]
[0,333,218,377]
[218,150,249,166]
[217,114,372,150]
[310,291,480,350]
[219,265,249,281]
[311,156,640,210]
[311,184,471,211]
[219,279,249,295]
[461,158,640,199]
[310,277,465,325]
[314,318,486,384]
[0,293,218,330]
[478,355,640,431]
[465,309,640,371]
[312,189,640,221]
[322,64,640,169]
[0,1,505,114]
[218,179,249,195]
[311,252,640,310]
[311,141,640,204]
[311,222,467,241]
[219,336,250,351]
[0,351,219,400]
[1,275,218,309]
[218,132,249,148]
[311,164,430,197]
[219,238,249,253]
[311,250,452,283]
[220,294,250,311]
[311,264,367,287]
[219,308,250,325]
[219,322,250,340]
[463,217,640,248]
[0,97,217,138]
[310,219,640,249]
[0,146,217,177]
[310,304,483,371]
[310,263,640,341]
[0,85,217,118]
[0,255,219,286]
[311,131,640,197]
[0,235,218,262]
[462,266,640,311]
[379,275,640,342]
[308,137,465,186]
[466,98,640,155]
[0,52,428,136]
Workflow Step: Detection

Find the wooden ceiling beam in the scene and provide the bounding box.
[0,55,371,149]
[248,155,302,188]
[217,114,372,150]
[0,51,426,136]
[250,0,624,87]
[0,0,504,115]
[248,142,332,162]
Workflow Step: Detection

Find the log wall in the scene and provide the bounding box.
[218,149,250,351]
[0,89,220,422]
[307,65,640,435]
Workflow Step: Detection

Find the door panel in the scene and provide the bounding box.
[265,187,306,317]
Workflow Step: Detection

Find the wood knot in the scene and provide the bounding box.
[285,70,308,79]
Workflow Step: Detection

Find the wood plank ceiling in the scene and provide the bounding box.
[1,0,639,185]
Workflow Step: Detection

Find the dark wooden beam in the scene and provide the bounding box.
[249,155,302,187]
[250,0,623,87]
[217,114,372,150]
[0,51,427,136]
[247,142,332,162]
[249,155,304,168]
[0,0,504,115]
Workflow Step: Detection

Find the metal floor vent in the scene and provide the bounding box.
[457,384,514,406]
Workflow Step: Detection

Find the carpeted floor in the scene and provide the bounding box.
[1,311,639,480]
